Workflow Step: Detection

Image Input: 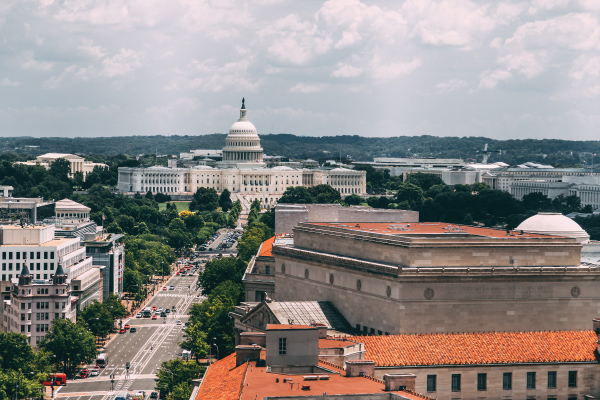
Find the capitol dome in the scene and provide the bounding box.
[217,98,265,169]
[516,212,590,244]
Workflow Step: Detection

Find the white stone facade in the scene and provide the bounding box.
[117,102,366,206]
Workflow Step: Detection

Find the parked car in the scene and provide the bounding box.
[151,315,158,320]
[79,369,90,379]
[130,327,137,333]
[124,324,130,329]
[119,328,126,334]
[176,320,182,325]
[150,392,158,399]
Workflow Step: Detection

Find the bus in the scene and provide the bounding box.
[143,307,152,318]
[96,353,108,368]
[43,373,67,386]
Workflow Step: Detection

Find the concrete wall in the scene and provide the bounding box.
[275,204,419,235]
[373,363,600,400]
[291,224,582,268]
[266,327,319,367]
[272,253,600,334]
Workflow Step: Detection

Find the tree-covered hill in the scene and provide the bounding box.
[2,134,600,167]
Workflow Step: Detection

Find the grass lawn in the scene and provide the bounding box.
[159,202,191,213]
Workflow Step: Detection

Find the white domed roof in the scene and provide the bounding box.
[516,212,590,243]
[228,120,257,135]
[271,166,295,171]
[191,165,214,170]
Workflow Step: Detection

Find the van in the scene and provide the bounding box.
[135,391,146,400]
[114,393,127,400]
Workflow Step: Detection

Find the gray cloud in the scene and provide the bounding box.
[0,0,599,140]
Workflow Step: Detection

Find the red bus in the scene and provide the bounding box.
[43,373,67,386]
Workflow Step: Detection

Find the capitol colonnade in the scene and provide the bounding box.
[117,99,366,207]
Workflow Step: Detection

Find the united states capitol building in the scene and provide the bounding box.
[117,100,366,207]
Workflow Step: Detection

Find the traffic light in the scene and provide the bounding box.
[126,362,130,370]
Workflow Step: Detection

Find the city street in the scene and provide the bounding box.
[55,273,204,399]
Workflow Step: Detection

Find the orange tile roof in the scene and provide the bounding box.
[311,222,560,239]
[195,354,248,400]
[319,338,358,349]
[197,355,429,400]
[239,361,424,400]
[348,330,598,367]
[258,235,277,257]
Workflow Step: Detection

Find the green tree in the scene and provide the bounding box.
[308,184,341,203]
[39,319,97,377]
[78,301,113,340]
[103,293,128,321]
[189,188,218,212]
[155,359,205,399]
[218,189,233,212]
[49,158,71,181]
[344,194,362,206]
[278,186,313,204]
[394,182,425,210]
[198,256,247,296]
[405,172,445,191]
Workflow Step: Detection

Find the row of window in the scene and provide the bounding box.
[3,273,64,282]
[2,251,55,260]
[356,324,389,336]
[2,263,56,272]
[426,371,578,393]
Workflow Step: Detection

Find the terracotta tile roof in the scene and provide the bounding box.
[319,338,358,349]
[195,354,248,400]
[258,235,277,257]
[266,324,316,330]
[311,222,560,239]
[349,330,599,367]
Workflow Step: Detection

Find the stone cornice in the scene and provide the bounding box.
[294,224,582,250]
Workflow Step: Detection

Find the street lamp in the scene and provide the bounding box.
[213,343,219,360]
[208,337,217,364]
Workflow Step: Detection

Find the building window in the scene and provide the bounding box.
[265,266,270,274]
[451,374,461,392]
[477,373,487,391]
[527,372,536,389]
[278,337,286,355]
[503,372,512,390]
[548,371,557,389]
[568,371,577,388]
[426,375,436,392]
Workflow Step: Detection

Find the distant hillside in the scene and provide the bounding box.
[2,134,600,167]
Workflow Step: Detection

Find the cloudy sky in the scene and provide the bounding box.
[1,0,600,140]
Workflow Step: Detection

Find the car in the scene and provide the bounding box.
[151,315,158,320]
[165,309,170,313]
[119,328,126,334]
[90,368,99,377]
[151,306,157,311]
[79,369,89,379]
[160,312,167,317]
[157,307,163,312]
[176,272,180,276]
[124,324,130,329]
[176,320,182,325]
[162,286,167,290]
[130,327,137,333]
[150,392,158,399]
[169,285,175,290]
[136,313,142,318]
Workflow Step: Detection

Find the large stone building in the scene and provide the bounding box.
[15,153,108,179]
[267,216,600,335]
[118,100,367,207]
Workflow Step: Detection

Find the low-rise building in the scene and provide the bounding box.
[15,153,108,179]
[2,261,76,346]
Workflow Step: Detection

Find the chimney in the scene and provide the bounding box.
[384,374,416,392]
[311,323,327,339]
[345,360,375,377]
[240,332,266,347]
[594,318,600,354]
[235,344,262,367]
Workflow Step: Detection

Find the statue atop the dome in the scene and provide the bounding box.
[241,97,246,110]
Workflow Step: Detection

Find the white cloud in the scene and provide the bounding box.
[498,51,545,78]
[402,0,516,49]
[529,0,570,14]
[0,78,21,87]
[170,58,259,93]
[21,51,54,71]
[100,48,143,77]
[332,64,363,78]
[478,69,512,90]
[435,79,468,94]
[289,83,327,93]
[371,57,421,82]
